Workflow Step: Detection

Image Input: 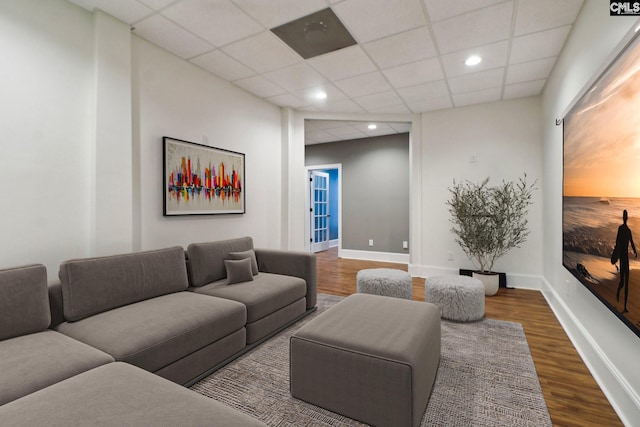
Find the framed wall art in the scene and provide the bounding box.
[163,136,245,216]
[562,32,640,338]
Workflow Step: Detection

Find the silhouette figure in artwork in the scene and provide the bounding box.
[613,210,637,314]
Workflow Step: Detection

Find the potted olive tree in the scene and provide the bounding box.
[446,174,536,295]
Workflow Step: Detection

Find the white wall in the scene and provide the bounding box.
[417,97,544,287]
[0,0,94,278]
[0,0,284,281]
[92,11,133,256]
[131,37,284,251]
[542,2,640,424]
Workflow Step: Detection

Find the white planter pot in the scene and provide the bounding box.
[472,272,500,296]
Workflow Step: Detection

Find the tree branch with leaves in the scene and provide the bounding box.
[446,174,537,273]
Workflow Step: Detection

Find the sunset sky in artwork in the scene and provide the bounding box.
[564,37,640,198]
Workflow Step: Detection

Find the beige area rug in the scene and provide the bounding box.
[191,294,552,426]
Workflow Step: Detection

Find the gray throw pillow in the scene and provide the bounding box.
[224,258,254,285]
[227,249,258,275]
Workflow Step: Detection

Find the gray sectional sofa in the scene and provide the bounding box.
[0,236,316,426]
[187,236,317,345]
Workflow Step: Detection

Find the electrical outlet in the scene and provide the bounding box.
[369,239,373,247]
[402,241,408,249]
[448,252,454,261]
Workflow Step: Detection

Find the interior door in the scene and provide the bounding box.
[310,171,330,253]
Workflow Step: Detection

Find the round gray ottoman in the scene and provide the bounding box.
[425,275,485,322]
[356,268,413,299]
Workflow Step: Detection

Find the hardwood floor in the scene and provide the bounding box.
[315,247,623,427]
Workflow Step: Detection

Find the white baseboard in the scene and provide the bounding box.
[540,279,640,426]
[408,264,545,289]
[339,249,409,264]
[329,239,339,248]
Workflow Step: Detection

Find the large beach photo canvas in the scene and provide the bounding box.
[563,35,640,338]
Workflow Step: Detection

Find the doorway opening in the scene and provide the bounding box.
[305,164,341,253]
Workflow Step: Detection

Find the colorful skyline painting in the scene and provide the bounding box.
[163,137,245,215]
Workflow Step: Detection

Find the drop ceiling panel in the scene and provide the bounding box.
[307,45,377,81]
[423,0,506,22]
[354,90,403,111]
[333,0,427,43]
[503,79,546,99]
[294,83,348,105]
[509,26,572,64]
[514,0,584,36]
[222,31,301,73]
[232,0,327,28]
[190,50,255,81]
[68,0,153,23]
[367,103,412,114]
[453,87,502,107]
[319,98,366,113]
[382,57,443,89]
[440,41,508,78]
[432,2,513,54]
[405,95,453,113]
[266,92,309,108]
[133,15,213,59]
[325,126,368,139]
[363,27,437,69]
[233,75,286,98]
[138,0,176,11]
[334,71,393,99]
[506,57,555,85]
[397,80,449,103]
[161,0,263,47]
[264,63,328,92]
[448,68,504,93]
[390,123,411,133]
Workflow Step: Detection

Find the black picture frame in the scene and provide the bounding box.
[163,136,245,216]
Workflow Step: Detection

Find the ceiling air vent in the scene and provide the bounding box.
[270,8,357,60]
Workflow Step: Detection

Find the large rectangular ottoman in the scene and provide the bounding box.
[290,293,441,427]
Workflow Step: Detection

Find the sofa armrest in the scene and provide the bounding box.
[254,249,317,309]
[48,281,65,329]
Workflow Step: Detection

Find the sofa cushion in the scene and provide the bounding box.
[59,246,189,321]
[0,330,114,406]
[228,249,258,275]
[0,362,267,427]
[192,272,306,323]
[225,258,254,285]
[56,292,246,373]
[0,264,50,341]
[187,236,254,287]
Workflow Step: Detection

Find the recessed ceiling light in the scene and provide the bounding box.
[465,55,482,66]
[368,123,377,130]
[315,91,327,100]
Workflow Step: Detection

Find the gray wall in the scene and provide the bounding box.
[305,133,409,254]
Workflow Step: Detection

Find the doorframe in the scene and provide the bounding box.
[304,163,342,253]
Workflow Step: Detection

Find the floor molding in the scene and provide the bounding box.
[540,279,640,426]
[338,249,409,264]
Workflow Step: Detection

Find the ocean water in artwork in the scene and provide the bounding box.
[563,196,640,284]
